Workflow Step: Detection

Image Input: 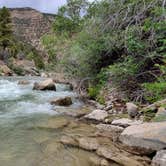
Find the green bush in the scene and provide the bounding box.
[143,82,166,103]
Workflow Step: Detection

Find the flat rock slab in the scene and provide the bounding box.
[97,146,146,166]
[152,150,166,166]
[120,122,166,155]
[36,117,69,130]
[112,118,143,127]
[96,124,124,141]
[84,110,108,122]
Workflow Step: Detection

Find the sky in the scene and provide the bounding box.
[0,0,94,14]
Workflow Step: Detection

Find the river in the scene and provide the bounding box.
[0,77,97,166]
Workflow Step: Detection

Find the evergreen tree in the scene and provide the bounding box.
[0,6,13,50]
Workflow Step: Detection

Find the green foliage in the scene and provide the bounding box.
[28,49,45,69]
[45,0,166,103]
[143,82,166,103]
[0,6,13,49]
[143,108,157,122]
[53,0,89,36]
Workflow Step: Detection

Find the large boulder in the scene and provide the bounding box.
[120,122,166,155]
[33,79,56,91]
[50,97,72,106]
[152,150,166,166]
[84,110,108,122]
[126,102,139,118]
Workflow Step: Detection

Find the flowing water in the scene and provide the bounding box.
[0,77,97,166]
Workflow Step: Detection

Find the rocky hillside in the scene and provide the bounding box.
[9,7,54,51]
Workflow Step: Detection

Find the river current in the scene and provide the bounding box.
[0,77,96,166]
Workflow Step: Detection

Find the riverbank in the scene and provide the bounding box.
[30,77,166,165]
[0,76,165,166]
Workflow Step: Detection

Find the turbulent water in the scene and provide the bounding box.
[0,77,96,166]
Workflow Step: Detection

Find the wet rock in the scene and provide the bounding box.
[60,135,78,147]
[112,118,143,127]
[50,97,72,106]
[120,122,166,155]
[97,146,146,166]
[84,110,108,122]
[65,108,91,118]
[152,150,166,166]
[18,80,30,85]
[126,102,139,118]
[33,79,56,91]
[78,137,100,151]
[89,156,110,166]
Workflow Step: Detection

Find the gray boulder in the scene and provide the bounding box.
[33,79,56,91]
[120,122,166,155]
[126,102,139,118]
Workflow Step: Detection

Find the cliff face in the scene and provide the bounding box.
[9,8,54,51]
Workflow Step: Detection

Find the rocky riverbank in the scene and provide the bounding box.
[29,78,166,166]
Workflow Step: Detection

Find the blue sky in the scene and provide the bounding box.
[0,0,94,14]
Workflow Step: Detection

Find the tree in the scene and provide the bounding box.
[59,0,89,23]
[0,6,13,50]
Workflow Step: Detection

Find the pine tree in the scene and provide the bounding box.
[0,6,13,50]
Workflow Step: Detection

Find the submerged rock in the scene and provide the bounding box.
[60,135,78,147]
[33,79,56,91]
[84,110,108,122]
[120,122,166,155]
[36,117,69,130]
[152,150,166,166]
[89,156,110,166]
[18,80,30,85]
[78,137,100,151]
[50,97,72,106]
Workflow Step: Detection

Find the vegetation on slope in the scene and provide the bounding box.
[43,0,166,103]
[0,7,45,71]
